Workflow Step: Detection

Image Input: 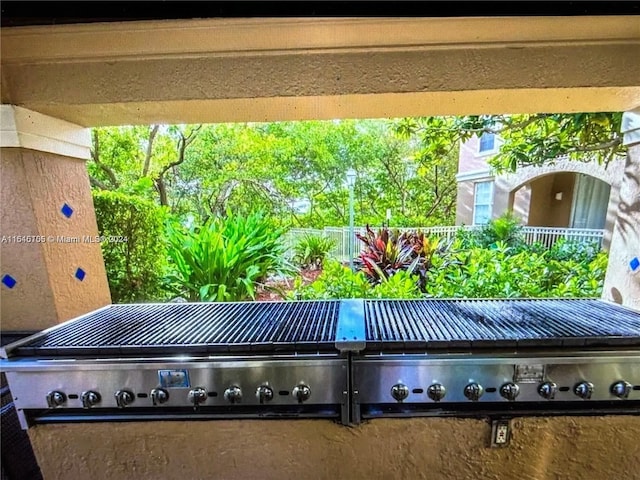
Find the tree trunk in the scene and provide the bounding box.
[142,125,159,177]
[155,178,169,206]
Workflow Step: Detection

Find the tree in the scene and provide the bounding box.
[88,119,462,227]
[396,112,625,173]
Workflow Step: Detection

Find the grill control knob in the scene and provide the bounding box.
[256,385,274,404]
[46,391,66,408]
[150,388,169,405]
[538,382,558,400]
[499,382,520,401]
[427,383,446,402]
[224,386,243,404]
[293,384,311,403]
[114,390,135,408]
[81,390,101,409]
[188,387,208,407]
[574,381,594,400]
[391,383,410,402]
[611,380,632,399]
[464,383,484,401]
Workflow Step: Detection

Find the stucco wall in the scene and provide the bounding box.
[458,137,492,175]
[602,143,640,309]
[0,148,111,330]
[0,149,58,330]
[455,181,476,225]
[526,172,577,228]
[28,416,640,480]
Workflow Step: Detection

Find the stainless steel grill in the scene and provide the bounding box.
[13,301,340,356]
[1,298,639,429]
[364,299,640,350]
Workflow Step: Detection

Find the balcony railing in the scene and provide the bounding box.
[283,225,605,262]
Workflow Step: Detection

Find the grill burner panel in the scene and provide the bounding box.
[364,299,640,350]
[12,301,340,356]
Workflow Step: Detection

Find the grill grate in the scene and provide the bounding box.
[15,301,340,356]
[365,299,640,350]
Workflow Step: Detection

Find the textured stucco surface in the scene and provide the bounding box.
[0,148,111,329]
[3,45,640,125]
[28,416,640,480]
[603,144,640,310]
[0,149,58,330]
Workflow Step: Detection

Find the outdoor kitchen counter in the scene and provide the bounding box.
[29,416,640,480]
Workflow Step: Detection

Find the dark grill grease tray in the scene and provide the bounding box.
[364,299,640,351]
[12,301,340,357]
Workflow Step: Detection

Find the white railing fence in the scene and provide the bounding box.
[283,225,605,263]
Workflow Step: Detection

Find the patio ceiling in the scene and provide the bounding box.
[1,16,639,126]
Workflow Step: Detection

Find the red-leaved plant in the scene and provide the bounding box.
[354,225,449,291]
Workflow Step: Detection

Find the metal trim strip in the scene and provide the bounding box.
[335,299,366,352]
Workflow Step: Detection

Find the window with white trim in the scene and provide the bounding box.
[473,181,494,225]
[478,133,496,154]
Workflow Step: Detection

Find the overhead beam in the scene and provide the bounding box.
[2,17,639,126]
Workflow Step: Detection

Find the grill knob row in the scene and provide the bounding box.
[50,379,634,408]
[388,380,632,402]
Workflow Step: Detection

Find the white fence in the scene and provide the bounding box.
[283,225,605,262]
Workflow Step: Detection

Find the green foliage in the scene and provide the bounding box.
[289,260,422,300]
[293,234,337,269]
[425,241,608,299]
[396,113,625,174]
[290,261,371,300]
[460,211,526,251]
[90,119,458,228]
[355,226,447,291]
[290,237,608,301]
[165,212,292,302]
[546,237,601,264]
[371,270,423,299]
[92,190,168,303]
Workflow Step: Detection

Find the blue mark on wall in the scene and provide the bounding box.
[1,274,17,289]
[61,203,74,218]
[630,257,640,272]
[74,268,86,281]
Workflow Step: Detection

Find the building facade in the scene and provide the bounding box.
[455,133,625,246]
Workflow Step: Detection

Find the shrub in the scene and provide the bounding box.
[92,190,168,303]
[546,237,601,264]
[354,225,449,291]
[293,234,336,269]
[289,260,422,300]
[460,211,526,251]
[165,212,292,302]
[425,240,608,299]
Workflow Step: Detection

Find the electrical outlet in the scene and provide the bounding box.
[490,419,511,448]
